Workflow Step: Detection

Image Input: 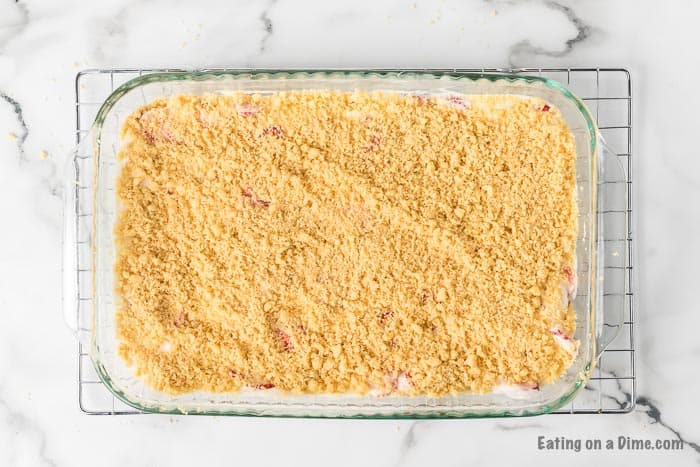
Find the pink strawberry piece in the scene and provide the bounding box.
[414,95,431,105]
[242,187,271,207]
[196,108,213,127]
[262,125,284,138]
[542,104,551,112]
[142,129,156,143]
[396,371,413,391]
[384,370,413,392]
[235,103,259,117]
[562,266,577,301]
[255,382,275,390]
[383,372,399,392]
[163,130,177,142]
[420,289,431,305]
[149,127,178,143]
[139,110,159,142]
[446,95,468,110]
[551,326,577,357]
[519,382,540,391]
[174,311,186,327]
[563,266,575,285]
[551,326,571,341]
[277,329,293,352]
[139,109,179,143]
[364,135,381,152]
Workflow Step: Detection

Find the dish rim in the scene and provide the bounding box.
[84,69,600,418]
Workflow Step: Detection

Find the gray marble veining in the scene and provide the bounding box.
[508,1,594,66]
[258,0,277,53]
[0,90,28,161]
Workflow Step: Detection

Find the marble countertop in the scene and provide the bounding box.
[1,0,699,465]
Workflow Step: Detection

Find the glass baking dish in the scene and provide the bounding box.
[63,70,624,417]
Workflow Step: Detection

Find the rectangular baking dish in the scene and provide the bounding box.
[63,70,623,417]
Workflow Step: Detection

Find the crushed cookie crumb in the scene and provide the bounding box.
[115,91,577,396]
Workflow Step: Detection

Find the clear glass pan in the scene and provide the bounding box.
[63,70,623,417]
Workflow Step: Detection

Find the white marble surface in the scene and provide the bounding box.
[1,0,699,465]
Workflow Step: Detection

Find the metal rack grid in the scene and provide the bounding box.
[74,68,635,415]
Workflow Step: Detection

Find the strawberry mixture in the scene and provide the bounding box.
[115,91,578,396]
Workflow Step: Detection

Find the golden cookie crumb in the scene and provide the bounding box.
[115,91,578,396]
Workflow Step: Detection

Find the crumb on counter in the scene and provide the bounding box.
[115,91,578,396]
[39,150,48,160]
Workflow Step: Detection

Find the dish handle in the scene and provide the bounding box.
[593,139,627,359]
[61,139,92,346]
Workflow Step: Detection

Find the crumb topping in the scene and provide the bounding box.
[115,91,577,396]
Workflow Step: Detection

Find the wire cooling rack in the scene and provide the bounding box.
[74,68,635,415]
